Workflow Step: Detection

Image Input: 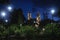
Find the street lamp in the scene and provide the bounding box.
[51,9,55,14]
[51,9,55,34]
[51,9,55,24]
[7,6,12,11]
[1,11,6,17]
[1,11,6,25]
[42,28,45,31]
[5,19,8,23]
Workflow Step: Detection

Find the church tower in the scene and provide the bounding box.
[36,12,41,24]
[35,12,41,27]
[27,12,32,25]
[28,12,32,20]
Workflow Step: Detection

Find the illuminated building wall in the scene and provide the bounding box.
[28,12,32,20]
[36,12,41,25]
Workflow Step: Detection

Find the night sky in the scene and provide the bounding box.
[0,0,60,21]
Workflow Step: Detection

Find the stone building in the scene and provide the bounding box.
[27,11,41,27]
[35,12,41,27]
[28,12,32,20]
[27,12,32,25]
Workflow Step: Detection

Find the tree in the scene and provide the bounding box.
[17,8,26,24]
[11,8,26,25]
[57,8,60,17]
[0,0,10,4]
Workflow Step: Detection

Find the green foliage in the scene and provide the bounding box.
[44,23,60,35]
[44,23,56,34]
[9,25,17,34]
[8,25,38,36]
[0,25,9,36]
[0,23,60,37]
[53,24,60,35]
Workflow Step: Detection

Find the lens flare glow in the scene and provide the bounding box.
[5,20,8,23]
[7,6,12,11]
[51,9,55,14]
[1,11,6,17]
[42,28,45,31]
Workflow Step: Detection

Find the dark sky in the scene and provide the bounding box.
[0,0,60,21]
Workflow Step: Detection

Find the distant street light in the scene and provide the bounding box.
[42,28,45,31]
[1,11,7,25]
[51,9,55,33]
[50,9,55,22]
[34,21,36,23]
[1,11,6,17]
[20,24,22,27]
[7,6,12,11]
[51,9,55,14]
[5,19,8,23]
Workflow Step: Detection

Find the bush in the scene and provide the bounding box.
[0,23,60,38]
[43,23,60,36]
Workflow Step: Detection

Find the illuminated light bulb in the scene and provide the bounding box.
[7,6,12,11]
[51,9,55,14]
[1,11,6,17]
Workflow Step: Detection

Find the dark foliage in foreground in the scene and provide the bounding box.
[0,23,60,40]
[0,0,10,4]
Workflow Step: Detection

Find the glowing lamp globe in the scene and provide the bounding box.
[42,28,45,31]
[5,20,8,23]
[7,6,12,11]
[51,9,55,14]
[1,11,6,17]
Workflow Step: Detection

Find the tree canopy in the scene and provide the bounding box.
[11,8,26,24]
[57,8,60,17]
[0,0,10,4]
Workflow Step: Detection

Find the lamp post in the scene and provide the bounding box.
[5,19,8,25]
[51,9,55,24]
[1,11,6,25]
[51,9,55,34]
[7,6,12,11]
[1,11,6,17]
[4,19,8,28]
[5,19,8,23]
